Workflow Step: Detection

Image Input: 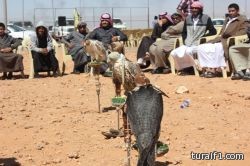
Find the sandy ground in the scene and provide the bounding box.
[0,47,250,166]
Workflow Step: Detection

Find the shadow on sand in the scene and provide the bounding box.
[0,157,21,166]
[155,161,173,166]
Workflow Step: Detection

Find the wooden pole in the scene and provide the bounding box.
[3,0,8,26]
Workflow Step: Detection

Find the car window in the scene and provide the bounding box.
[67,28,75,32]
[66,20,74,26]
[13,22,23,27]
[113,19,122,24]
[8,25,25,32]
[24,22,33,27]
[212,20,224,25]
[12,21,33,28]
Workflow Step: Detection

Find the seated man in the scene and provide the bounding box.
[30,21,59,78]
[0,22,24,80]
[87,13,127,54]
[86,13,128,74]
[169,1,216,75]
[149,13,184,74]
[197,3,247,78]
[137,12,173,68]
[229,26,250,81]
[61,22,90,74]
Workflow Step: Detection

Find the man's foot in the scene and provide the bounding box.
[47,71,51,77]
[34,72,40,78]
[151,67,164,74]
[243,72,250,81]
[137,57,149,66]
[151,67,171,74]
[7,72,13,80]
[204,71,217,78]
[1,72,7,80]
[178,67,195,76]
[151,68,163,74]
[137,58,144,65]
[199,71,206,77]
[20,71,25,79]
[71,69,81,74]
[53,72,59,77]
[231,71,244,80]
[139,60,150,69]
[144,52,150,60]
[163,68,171,74]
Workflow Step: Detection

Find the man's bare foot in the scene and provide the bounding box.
[144,52,150,60]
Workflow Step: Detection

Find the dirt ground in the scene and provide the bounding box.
[0,47,250,166]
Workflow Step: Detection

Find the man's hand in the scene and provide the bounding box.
[0,47,12,53]
[222,33,231,39]
[81,41,85,47]
[112,36,120,42]
[158,19,163,27]
[41,48,49,55]
[67,43,74,49]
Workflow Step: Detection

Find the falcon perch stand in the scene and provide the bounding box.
[88,61,103,113]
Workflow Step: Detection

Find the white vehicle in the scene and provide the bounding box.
[113,18,126,30]
[212,18,225,26]
[50,19,75,37]
[51,26,75,37]
[9,21,34,30]
[7,24,34,39]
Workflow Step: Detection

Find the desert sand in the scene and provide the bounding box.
[0,47,250,166]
